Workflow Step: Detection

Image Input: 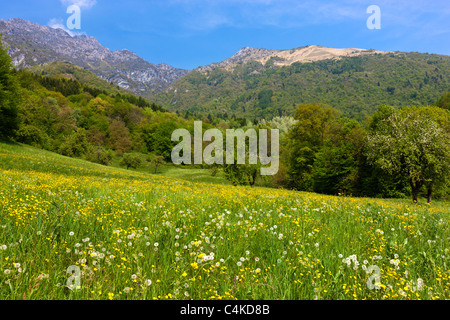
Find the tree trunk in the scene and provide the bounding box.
[248,175,255,188]
[249,169,257,188]
[427,185,433,204]
[412,189,419,203]
[410,179,422,204]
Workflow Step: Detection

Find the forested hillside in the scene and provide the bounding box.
[12,69,195,164]
[30,61,128,96]
[155,52,450,121]
[0,32,194,167]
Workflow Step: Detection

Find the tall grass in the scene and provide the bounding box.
[0,142,448,300]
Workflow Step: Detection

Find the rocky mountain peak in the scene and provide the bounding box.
[196,44,390,73]
[0,18,188,95]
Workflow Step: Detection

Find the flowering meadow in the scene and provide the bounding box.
[0,142,448,300]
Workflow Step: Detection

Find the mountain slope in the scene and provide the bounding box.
[0,18,188,95]
[197,45,388,72]
[30,61,128,95]
[154,47,450,120]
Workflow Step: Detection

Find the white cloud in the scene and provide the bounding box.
[47,0,97,35]
[47,18,85,36]
[60,0,97,9]
[48,18,73,35]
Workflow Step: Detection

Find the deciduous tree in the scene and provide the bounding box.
[366,106,449,203]
[0,35,20,139]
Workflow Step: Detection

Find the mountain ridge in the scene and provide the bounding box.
[0,18,188,95]
[156,50,450,120]
[2,18,449,121]
[197,45,391,73]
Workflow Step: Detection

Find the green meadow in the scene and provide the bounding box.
[0,141,448,300]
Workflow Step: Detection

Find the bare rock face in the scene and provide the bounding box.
[197,47,277,73]
[197,45,390,73]
[0,18,188,94]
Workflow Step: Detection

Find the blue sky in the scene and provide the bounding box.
[2,0,449,70]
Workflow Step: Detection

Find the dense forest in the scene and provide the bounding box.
[0,37,448,202]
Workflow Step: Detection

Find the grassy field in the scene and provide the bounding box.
[108,153,231,186]
[0,141,448,300]
[159,167,231,186]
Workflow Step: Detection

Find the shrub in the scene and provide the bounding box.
[85,146,113,166]
[120,153,142,170]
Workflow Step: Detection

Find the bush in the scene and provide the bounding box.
[120,153,142,170]
[15,124,49,148]
[58,129,90,157]
[85,146,113,166]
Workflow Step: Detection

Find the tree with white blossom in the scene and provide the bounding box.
[366,106,449,203]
